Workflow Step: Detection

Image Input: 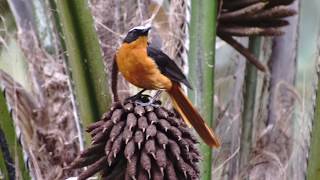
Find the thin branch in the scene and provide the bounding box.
[218,33,267,72]
[94,19,124,39]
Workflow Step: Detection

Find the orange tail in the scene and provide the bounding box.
[167,83,220,147]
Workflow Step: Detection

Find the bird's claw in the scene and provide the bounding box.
[125,94,160,107]
[125,93,150,103]
[134,99,161,107]
[125,90,162,107]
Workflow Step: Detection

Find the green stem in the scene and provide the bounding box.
[55,0,112,143]
[188,0,216,179]
[239,37,261,172]
[307,69,320,179]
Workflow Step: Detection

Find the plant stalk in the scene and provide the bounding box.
[188,0,217,179]
[55,0,112,143]
[239,37,261,172]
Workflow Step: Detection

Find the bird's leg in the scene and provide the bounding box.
[135,90,162,106]
[125,89,147,102]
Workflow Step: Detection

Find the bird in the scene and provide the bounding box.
[114,24,220,147]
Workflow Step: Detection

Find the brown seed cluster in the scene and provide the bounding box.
[217,0,297,72]
[218,0,296,36]
[69,101,201,180]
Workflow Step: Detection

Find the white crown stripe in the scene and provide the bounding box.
[129,24,152,32]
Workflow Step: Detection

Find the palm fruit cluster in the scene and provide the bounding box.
[218,0,296,37]
[217,0,297,72]
[69,100,201,180]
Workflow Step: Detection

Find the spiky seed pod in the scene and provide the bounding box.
[145,139,156,158]
[111,109,125,124]
[92,128,109,144]
[125,139,135,161]
[180,127,200,144]
[123,127,134,144]
[152,165,163,180]
[126,153,138,178]
[146,124,157,140]
[138,116,149,132]
[145,105,154,113]
[123,103,134,113]
[111,134,124,159]
[68,153,103,169]
[141,150,152,177]
[134,105,145,117]
[104,139,113,156]
[126,113,138,130]
[78,156,107,180]
[109,121,125,142]
[69,101,201,180]
[86,120,105,132]
[159,119,171,132]
[102,120,113,133]
[138,168,149,180]
[147,112,158,125]
[80,143,104,157]
[155,148,167,172]
[165,161,178,180]
[168,126,183,141]
[156,132,169,149]
[155,107,169,119]
[168,140,181,160]
[167,117,181,127]
[89,125,104,137]
[134,130,145,150]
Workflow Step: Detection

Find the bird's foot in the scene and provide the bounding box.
[124,89,146,103]
[125,94,143,103]
[134,90,162,107]
[125,90,162,107]
[125,94,160,107]
[134,98,161,107]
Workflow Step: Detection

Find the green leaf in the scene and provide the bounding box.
[54,0,112,143]
[300,1,320,179]
[0,89,30,180]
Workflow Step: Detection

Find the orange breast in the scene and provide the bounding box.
[116,43,172,90]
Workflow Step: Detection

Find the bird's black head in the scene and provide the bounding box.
[123,25,151,43]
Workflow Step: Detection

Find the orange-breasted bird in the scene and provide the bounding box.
[114,24,220,147]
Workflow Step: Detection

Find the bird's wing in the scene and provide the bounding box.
[147,46,192,89]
